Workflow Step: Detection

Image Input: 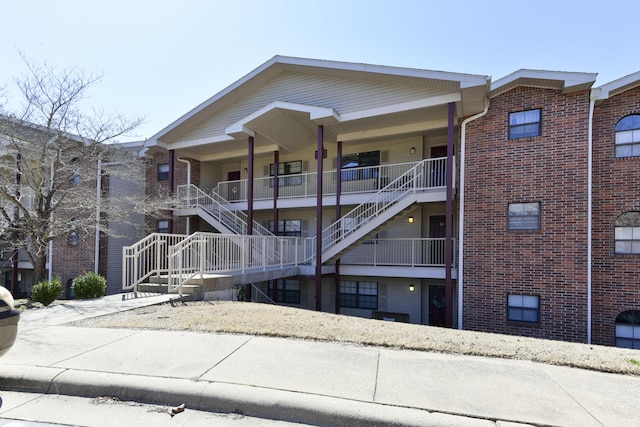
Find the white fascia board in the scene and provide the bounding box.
[167,135,234,151]
[225,101,338,136]
[597,70,640,100]
[493,69,597,92]
[340,93,461,123]
[339,119,449,142]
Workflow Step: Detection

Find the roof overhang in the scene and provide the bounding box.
[491,69,597,98]
[594,70,640,105]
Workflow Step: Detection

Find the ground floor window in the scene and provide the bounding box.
[340,280,378,310]
[267,279,300,304]
[616,310,640,349]
[156,220,169,234]
[507,294,539,323]
[267,219,301,237]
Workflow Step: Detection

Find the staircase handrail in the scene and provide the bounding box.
[122,233,188,291]
[306,158,436,261]
[176,184,273,236]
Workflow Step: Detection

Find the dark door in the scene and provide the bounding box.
[430,145,447,187]
[429,215,446,265]
[227,170,241,200]
[428,285,447,327]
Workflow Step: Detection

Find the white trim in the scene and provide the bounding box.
[340,94,461,122]
[597,70,640,100]
[492,69,597,93]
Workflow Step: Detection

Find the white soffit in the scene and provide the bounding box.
[491,69,597,98]
[596,70,640,102]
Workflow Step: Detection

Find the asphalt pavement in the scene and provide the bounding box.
[0,293,639,427]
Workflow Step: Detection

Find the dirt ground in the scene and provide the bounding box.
[67,300,640,376]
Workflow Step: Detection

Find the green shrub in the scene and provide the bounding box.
[72,272,106,299]
[31,277,63,306]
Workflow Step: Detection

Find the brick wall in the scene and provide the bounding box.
[591,86,640,346]
[463,86,591,342]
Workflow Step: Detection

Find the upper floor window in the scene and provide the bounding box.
[509,109,541,139]
[507,294,540,323]
[615,211,640,254]
[156,220,169,234]
[615,115,640,158]
[508,202,540,231]
[615,310,640,349]
[341,150,380,181]
[269,160,302,186]
[157,163,170,181]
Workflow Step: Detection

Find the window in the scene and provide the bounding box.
[269,160,302,186]
[507,294,540,323]
[68,230,80,246]
[508,202,540,231]
[509,109,541,139]
[156,220,169,234]
[340,280,378,310]
[615,212,640,254]
[341,151,380,181]
[615,115,640,158]
[157,163,170,181]
[267,219,301,237]
[615,310,640,349]
[71,174,81,185]
[267,279,300,304]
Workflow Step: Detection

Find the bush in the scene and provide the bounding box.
[31,277,63,306]
[72,272,106,299]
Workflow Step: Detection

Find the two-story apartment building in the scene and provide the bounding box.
[128,56,639,349]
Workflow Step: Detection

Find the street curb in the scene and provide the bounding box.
[0,366,497,427]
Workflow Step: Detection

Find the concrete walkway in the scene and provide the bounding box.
[0,293,639,426]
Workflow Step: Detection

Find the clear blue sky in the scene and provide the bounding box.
[1,0,637,142]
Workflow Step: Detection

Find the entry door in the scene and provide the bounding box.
[227,170,241,200]
[428,285,447,327]
[430,145,447,187]
[429,215,446,265]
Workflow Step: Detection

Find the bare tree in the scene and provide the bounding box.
[0,55,166,288]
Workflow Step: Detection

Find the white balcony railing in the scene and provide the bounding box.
[340,238,456,267]
[215,159,449,202]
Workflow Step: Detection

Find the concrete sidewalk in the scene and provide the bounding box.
[0,294,639,426]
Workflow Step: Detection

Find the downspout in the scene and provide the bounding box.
[94,158,102,273]
[457,98,490,330]
[587,89,598,344]
[177,157,191,235]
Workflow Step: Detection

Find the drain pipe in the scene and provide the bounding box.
[177,158,191,235]
[457,98,490,330]
[587,89,598,344]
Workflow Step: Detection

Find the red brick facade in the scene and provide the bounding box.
[591,86,640,346]
[463,87,591,342]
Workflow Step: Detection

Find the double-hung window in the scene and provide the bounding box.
[509,109,541,139]
[615,115,640,158]
[157,163,170,181]
[508,202,540,231]
[340,280,378,310]
[267,279,301,304]
[615,212,640,254]
[507,294,540,323]
[616,310,640,349]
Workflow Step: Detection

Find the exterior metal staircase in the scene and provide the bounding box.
[123,158,450,298]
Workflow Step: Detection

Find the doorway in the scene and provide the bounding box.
[428,285,446,326]
[430,145,447,187]
[429,215,446,265]
[227,170,241,200]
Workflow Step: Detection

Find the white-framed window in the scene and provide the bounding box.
[615,310,640,349]
[508,202,541,231]
[615,212,640,254]
[340,280,378,310]
[156,220,169,234]
[509,109,541,139]
[507,294,540,323]
[341,150,380,181]
[615,115,640,158]
[157,163,170,181]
